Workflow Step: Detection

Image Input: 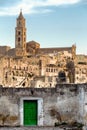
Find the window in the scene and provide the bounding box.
[18,37,20,42]
[18,31,21,35]
[51,69,53,72]
[49,68,50,72]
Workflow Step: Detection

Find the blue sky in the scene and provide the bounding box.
[0,0,87,54]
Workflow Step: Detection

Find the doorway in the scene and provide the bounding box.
[24,100,37,126]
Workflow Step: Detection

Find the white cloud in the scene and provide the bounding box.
[0,0,81,16]
[47,0,81,5]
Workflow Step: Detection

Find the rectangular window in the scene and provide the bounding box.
[18,31,21,35]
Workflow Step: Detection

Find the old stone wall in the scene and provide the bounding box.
[0,84,86,126]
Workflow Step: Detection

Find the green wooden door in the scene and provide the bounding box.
[24,100,37,126]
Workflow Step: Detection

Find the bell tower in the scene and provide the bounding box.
[15,10,26,56]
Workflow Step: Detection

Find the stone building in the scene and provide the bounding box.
[75,55,87,83]
[0,10,76,58]
[0,84,86,127]
[0,11,86,87]
[0,46,11,56]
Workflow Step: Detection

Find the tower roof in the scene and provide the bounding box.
[17,10,25,20]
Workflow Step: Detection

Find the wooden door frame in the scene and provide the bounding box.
[20,97,43,126]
